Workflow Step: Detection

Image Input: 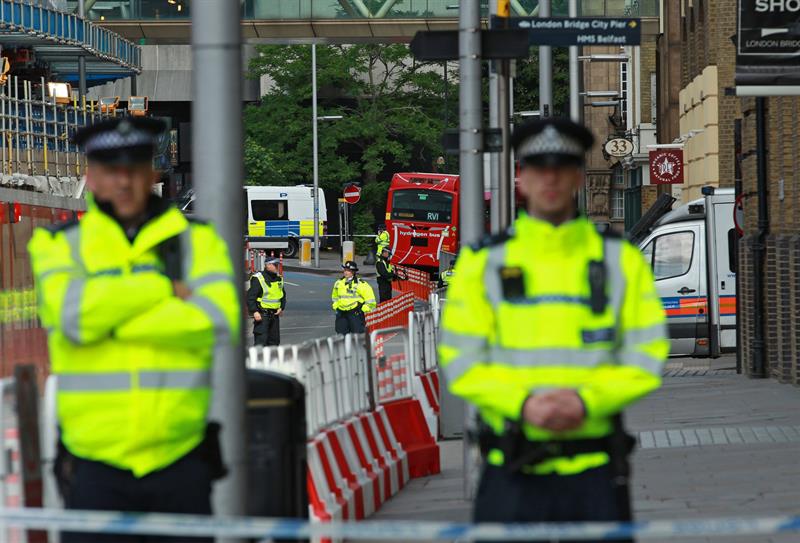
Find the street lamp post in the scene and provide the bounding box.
[311,43,343,268]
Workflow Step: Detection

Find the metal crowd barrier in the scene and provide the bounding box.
[370,326,412,405]
[248,334,372,438]
[408,310,437,375]
[428,288,446,329]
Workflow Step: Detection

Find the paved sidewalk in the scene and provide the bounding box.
[282,250,377,276]
[364,356,800,542]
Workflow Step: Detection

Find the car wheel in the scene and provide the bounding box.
[285,239,299,259]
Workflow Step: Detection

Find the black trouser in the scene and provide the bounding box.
[62,449,212,543]
[474,464,632,543]
[377,279,393,303]
[335,309,366,334]
[253,310,280,346]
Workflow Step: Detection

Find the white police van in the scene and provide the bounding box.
[632,187,736,357]
[244,186,327,258]
[176,185,327,258]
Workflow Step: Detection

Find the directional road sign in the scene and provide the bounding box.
[343,184,361,205]
[507,17,641,46]
[410,29,530,61]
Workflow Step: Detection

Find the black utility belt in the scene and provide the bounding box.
[258,308,279,314]
[479,431,633,473]
[481,432,614,458]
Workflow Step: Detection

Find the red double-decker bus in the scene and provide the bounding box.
[385,172,525,276]
[385,173,459,275]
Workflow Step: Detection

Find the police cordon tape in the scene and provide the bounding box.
[4,508,800,540]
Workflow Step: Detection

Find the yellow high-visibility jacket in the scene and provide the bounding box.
[254,272,284,310]
[439,213,668,475]
[331,277,377,312]
[375,230,390,255]
[28,196,240,477]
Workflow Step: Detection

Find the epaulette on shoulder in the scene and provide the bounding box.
[469,227,514,251]
[44,218,79,234]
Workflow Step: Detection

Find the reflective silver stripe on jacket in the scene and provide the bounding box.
[489,347,611,368]
[139,370,211,390]
[58,373,130,392]
[61,226,84,343]
[624,322,667,346]
[57,370,211,392]
[484,243,506,307]
[603,236,625,335]
[188,295,231,345]
[189,272,233,290]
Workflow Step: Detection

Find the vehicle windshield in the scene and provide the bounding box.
[391,189,453,223]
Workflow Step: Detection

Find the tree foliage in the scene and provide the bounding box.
[514,47,571,118]
[244,44,456,239]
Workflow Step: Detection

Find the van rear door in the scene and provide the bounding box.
[641,223,706,356]
[705,194,737,354]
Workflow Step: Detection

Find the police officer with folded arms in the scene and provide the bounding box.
[439,118,668,542]
[28,117,239,543]
[331,260,377,334]
[247,256,286,346]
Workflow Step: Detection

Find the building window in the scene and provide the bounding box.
[611,189,624,219]
[611,167,625,187]
[620,62,629,126]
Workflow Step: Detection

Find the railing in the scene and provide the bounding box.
[408,310,437,375]
[1,0,142,71]
[0,75,117,178]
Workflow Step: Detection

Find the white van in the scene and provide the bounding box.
[245,186,327,258]
[633,187,736,358]
[176,185,327,258]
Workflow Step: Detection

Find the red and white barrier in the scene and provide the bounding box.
[247,318,442,528]
[393,265,436,301]
[365,292,414,332]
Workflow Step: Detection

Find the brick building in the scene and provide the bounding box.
[655,0,800,382]
[655,0,738,203]
[583,33,661,230]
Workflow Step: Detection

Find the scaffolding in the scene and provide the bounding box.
[0,75,121,178]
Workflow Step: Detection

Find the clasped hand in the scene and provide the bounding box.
[522,389,586,432]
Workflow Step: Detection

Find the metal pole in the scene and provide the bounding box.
[312,43,320,268]
[568,0,581,122]
[489,60,500,234]
[445,0,483,446]
[78,0,86,98]
[459,0,484,245]
[191,0,247,530]
[752,96,769,378]
[539,0,552,118]
[498,61,511,229]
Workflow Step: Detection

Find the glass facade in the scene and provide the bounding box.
[64,0,659,22]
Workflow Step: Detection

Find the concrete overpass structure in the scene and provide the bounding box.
[69,0,661,43]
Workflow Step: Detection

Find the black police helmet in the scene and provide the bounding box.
[511,118,594,168]
[72,117,166,166]
[343,260,359,272]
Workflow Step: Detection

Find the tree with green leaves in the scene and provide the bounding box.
[514,47,571,118]
[245,44,456,251]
